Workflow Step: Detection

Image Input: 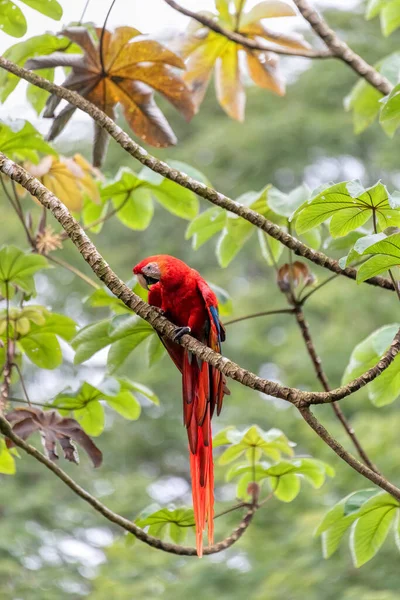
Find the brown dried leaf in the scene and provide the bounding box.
[277,261,316,292]
[25,26,194,166]
[6,407,102,468]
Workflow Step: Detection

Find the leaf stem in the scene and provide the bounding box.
[224,308,294,326]
[47,255,100,289]
[99,0,117,75]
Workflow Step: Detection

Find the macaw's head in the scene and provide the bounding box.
[133,255,189,290]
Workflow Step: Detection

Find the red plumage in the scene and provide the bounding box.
[133,255,227,556]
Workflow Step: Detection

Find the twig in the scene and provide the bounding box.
[11,363,31,408]
[293,305,378,472]
[59,191,131,241]
[0,153,399,410]
[0,282,12,412]
[0,174,35,248]
[292,0,392,95]
[0,57,395,294]
[299,274,338,304]
[47,255,100,289]
[99,0,117,75]
[163,0,331,58]
[0,413,257,556]
[224,308,294,326]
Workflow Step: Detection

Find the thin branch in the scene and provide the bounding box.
[78,0,91,23]
[299,406,400,501]
[292,0,393,95]
[47,255,100,289]
[293,305,378,472]
[59,191,131,241]
[0,282,12,411]
[0,413,257,556]
[164,0,331,58]
[0,57,395,294]
[224,308,294,326]
[11,362,31,408]
[0,174,35,247]
[99,0,117,75]
[299,273,338,304]
[1,154,399,411]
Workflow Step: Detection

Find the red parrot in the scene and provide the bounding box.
[133,255,228,556]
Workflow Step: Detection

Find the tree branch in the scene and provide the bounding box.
[0,153,399,410]
[163,0,331,58]
[298,406,400,500]
[0,414,257,556]
[292,0,393,95]
[0,57,395,294]
[294,305,378,472]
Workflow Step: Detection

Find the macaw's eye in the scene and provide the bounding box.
[137,262,161,289]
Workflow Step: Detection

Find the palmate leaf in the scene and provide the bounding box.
[316,490,399,567]
[136,507,195,544]
[6,407,102,467]
[0,438,16,474]
[342,323,400,407]
[380,82,400,136]
[0,120,56,163]
[295,181,400,238]
[25,26,194,166]
[0,245,49,298]
[0,0,61,38]
[23,154,101,213]
[178,0,309,120]
[215,424,294,463]
[52,378,148,436]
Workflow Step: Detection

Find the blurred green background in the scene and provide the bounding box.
[2,3,400,599]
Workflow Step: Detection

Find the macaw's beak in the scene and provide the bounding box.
[136,273,149,290]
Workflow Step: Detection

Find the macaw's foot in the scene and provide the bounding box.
[172,326,191,342]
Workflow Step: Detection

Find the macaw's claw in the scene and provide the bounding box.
[172,326,191,342]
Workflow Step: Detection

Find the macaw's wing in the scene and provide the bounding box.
[196,278,227,418]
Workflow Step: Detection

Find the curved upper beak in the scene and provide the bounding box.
[136,273,149,290]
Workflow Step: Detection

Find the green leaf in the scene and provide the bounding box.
[19,332,62,369]
[0,438,16,474]
[102,169,154,231]
[316,489,378,559]
[269,184,310,218]
[380,83,400,136]
[106,390,141,420]
[136,507,194,543]
[72,319,112,364]
[74,399,105,437]
[119,379,160,405]
[356,232,400,283]
[350,493,398,567]
[380,0,400,35]
[107,315,153,374]
[366,0,387,19]
[0,0,26,37]
[26,68,54,115]
[185,207,226,250]
[150,179,199,220]
[342,324,400,406]
[0,245,48,297]
[147,334,165,366]
[295,181,398,237]
[270,473,301,502]
[82,196,108,235]
[85,287,128,314]
[345,52,400,133]
[19,0,63,20]
[0,119,56,163]
[0,34,72,101]
[258,230,284,266]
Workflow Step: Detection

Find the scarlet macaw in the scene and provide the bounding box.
[133,255,228,556]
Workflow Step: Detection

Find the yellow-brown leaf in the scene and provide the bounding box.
[245,49,285,96]
[215,43,245,121]
[184,35,227,111]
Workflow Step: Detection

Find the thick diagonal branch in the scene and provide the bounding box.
[292,0,392,95]
[0,153,399,409]
[163,0,331,58]
[0,414,256,556]
[294,306,378,472]
[0,57,394,294]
